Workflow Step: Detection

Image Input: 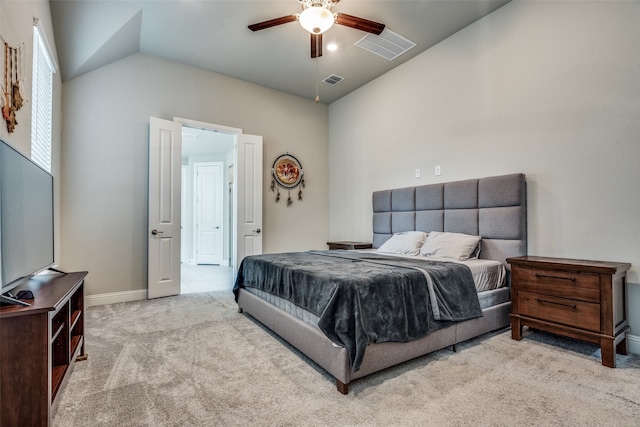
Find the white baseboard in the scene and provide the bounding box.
[86,289,147,307]
[627,333,640,355]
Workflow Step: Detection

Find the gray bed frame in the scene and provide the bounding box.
[237,173,527,394]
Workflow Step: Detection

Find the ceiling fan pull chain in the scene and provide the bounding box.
[315,58,320,103]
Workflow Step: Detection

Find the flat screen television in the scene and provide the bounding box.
[0,138,54,306]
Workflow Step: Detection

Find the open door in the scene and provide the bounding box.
[234,133,263,271]
[148,117,182,299]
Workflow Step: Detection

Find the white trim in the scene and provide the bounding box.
[33,18,58,73]
[173,117,243,135]
[627,333,640,356]
[86,289,147,307]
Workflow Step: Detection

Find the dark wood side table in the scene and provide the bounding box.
[327,241,373,250]
[507,256,630,368]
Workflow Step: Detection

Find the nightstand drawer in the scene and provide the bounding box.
[517,291,600,331]
[512,267,600,303]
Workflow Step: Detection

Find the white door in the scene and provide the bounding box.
[148,117,182,299]
[234,133,263,271]
[195,162,223,265]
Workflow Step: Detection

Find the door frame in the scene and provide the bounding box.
[173,116,244,266]
[173,117,244,273]
[181,165,187,263]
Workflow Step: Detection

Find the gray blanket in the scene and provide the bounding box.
[233,251,482,371]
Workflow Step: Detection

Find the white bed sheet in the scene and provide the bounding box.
[353,249,506,292]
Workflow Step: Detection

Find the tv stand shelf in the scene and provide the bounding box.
[0,271,88,426]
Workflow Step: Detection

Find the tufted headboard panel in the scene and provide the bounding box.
[372,173,527,268]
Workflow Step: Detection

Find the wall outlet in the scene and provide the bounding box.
[415,168,421,178]
[434,165,441,176]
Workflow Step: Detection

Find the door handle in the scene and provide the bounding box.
[151,229,164,235]
[253,228,261,234]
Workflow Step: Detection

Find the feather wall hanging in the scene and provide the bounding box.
[1,38,26,133]
[270,153,305,206]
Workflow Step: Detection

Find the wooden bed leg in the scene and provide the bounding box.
[237,306,243,313]
[452,343,458,353]
[336,380,349,395]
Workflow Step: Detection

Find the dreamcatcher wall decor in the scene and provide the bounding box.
[1,36,26,133]
[270,153,305,206]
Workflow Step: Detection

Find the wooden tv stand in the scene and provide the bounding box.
[0,271,88,426]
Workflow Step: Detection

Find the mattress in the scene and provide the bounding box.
[243,252,508,328]
[355,250,507,292]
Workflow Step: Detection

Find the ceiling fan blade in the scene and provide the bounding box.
[311,33,323,58]
[248,15,297,31]
[335,13,385,35]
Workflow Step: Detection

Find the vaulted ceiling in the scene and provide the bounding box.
[50,0,509,104]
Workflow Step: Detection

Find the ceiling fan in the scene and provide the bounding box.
[248,0,385,59]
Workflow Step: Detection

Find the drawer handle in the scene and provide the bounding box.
[534,298,577,309]
[534,274,576,282]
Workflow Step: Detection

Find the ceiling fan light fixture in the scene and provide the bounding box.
[299,6,335,34]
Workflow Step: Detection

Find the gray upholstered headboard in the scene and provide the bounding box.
[372,173,527,268]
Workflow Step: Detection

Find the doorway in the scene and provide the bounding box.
[180,127,234,293]
[148,116,263,299]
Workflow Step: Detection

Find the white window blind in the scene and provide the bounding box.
[31,21,56,173]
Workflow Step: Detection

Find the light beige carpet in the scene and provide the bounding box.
[53,291,640,426]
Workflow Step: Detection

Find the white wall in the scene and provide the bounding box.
[0,0,62,264]
[328,1,640,344]
[60,53,329,297]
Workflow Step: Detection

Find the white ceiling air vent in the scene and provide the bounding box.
[355,28,416,61]
[323,74,345,85]
[182,131,198,141]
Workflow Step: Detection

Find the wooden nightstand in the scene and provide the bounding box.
[326,241,373,250]
[507,256,631,368]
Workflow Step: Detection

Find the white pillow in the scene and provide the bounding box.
[378,231,428,256]
[419,231,481,260]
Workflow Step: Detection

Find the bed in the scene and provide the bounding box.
[234,173,526,394]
